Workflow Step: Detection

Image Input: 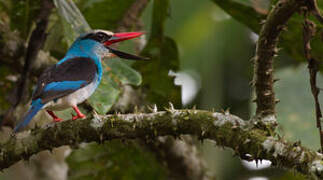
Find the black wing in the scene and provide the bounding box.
[32,57,98,103]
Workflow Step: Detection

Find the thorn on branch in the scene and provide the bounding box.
[165,102,175,113]
[260,19,266,25]
[249,80,255,87]
[148,104,158,113]
[250,57,255,63]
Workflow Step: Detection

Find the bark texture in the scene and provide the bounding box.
[253,0,305,117]
[0,110,322,178]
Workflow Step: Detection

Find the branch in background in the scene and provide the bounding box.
[117,0,150,32]
[303,18,323,152]
[14,0,54,107]
[0,21,56,77]
[253,0,305,119]
[116,0,150,53]
[306,0,323,24]
[0,110,323,178]
[1,0,55,128]
[0,21,25,74]
[145,136,210,180]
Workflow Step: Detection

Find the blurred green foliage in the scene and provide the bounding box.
[211,0,265,33]
[213,0,323,64]
[275,65,322,149]
[135,0,181,107]
[67,141,167,180]
[9,0,41,38]
[79,0,136,30]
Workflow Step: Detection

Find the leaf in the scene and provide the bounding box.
[53,0,143,114]
[67,141,167,180]
[88,59,142,114]
[105,58,142,86]
[87,69,120,115]
[53,0,91,45]
[211,0,265,33]
[134,0,181,107]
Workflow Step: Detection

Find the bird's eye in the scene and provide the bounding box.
[96,32,110,42]
[97,33,104,40]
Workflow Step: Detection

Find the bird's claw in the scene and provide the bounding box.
[53,117,63,122]
[72,113,86,120]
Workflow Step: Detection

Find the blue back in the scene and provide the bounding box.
[58,39,104,82]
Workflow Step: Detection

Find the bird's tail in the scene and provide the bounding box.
[14,99,44,132]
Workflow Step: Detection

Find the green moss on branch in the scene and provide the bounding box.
[0,110,322,178]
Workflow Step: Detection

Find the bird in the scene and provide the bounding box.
[14,30,146,132]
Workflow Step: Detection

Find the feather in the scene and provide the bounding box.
[44,81,86,92]
[32,57,98,104]
[14,99,44,132]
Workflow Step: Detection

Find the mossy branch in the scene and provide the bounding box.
[0,110,322,178]
[253,0,306,118]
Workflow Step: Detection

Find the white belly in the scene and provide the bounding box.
[44,80,98,111]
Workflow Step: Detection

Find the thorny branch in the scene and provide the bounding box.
[303,18,323,152]
[253,0,305,118]
[0,110,323,178]
[253,0,323,157]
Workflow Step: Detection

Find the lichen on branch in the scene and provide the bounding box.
[0,110,322,178]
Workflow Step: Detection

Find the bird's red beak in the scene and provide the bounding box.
[103,32,148,61]
[104,32,144,46]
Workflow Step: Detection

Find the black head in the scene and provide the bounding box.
[80,30,149,61]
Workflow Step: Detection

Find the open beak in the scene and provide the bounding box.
[103,32,148,60]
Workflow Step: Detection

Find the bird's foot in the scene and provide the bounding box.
[53,117,63,122]
[72,113,86,120]
[72,106,86,120]
[47,110,63,123]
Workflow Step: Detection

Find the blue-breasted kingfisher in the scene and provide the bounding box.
[14,30,146,132]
